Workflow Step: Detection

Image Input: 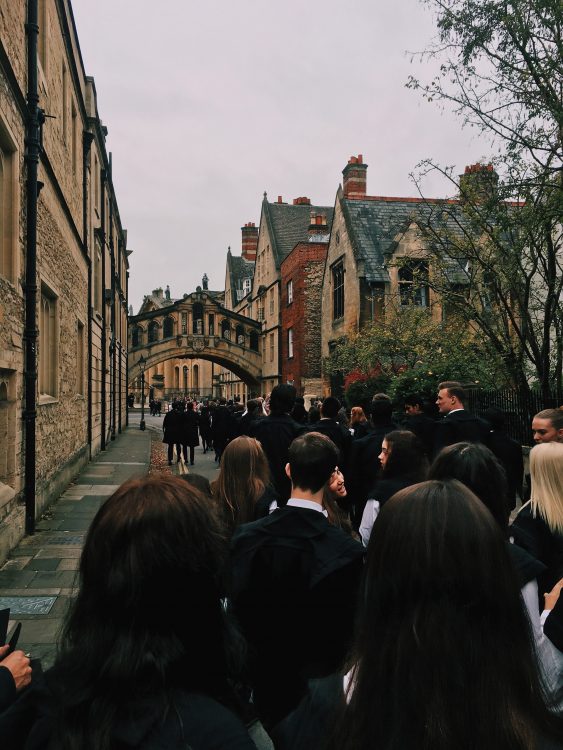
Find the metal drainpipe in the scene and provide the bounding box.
[100,169,107,449]
[83,132,94,457]
[23,0,44,535]
[126,270,129,427]
[109,156,116,440]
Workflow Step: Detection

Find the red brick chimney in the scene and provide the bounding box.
[459,162,499,203]
[241,222,258,261]
[293,196,311,205]
[343,154,368,198]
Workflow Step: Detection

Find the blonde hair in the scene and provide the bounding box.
[211,436,270,533]
[529,442,563,533]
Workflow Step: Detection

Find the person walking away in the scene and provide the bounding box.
[180,401,200,466]
[162,403,183,465]
[228,433,364,728]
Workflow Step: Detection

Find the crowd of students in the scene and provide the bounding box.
[1,382,563,749]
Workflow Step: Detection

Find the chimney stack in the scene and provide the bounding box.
[343,154,368,198]
[293,196,311,205]
[308,212,329,242]
[241,222,258,261]
[459,163,499,203]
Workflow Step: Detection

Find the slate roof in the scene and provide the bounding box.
[341,193,473,285]
[264,200,334,268]
[227,253,255,307]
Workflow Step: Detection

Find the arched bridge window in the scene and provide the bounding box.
[132,326,142,348]
[236,325,245,346]
[249,330,259,352]
[193,303,204,335]
[148,321,159,343]
[221,319,231,340]
[163,316,174,338]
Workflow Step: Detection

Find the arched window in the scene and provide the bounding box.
[236,325,245,346]
[163,316,174,339]
[193,303,204,334]
[132,326,142,348]
[249,330,259,352]
[174,366,180,390]
[221,319,231,340]
[148,321,159,343]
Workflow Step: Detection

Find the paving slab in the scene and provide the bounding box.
[0,426,150,669]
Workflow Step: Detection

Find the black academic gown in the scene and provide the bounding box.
[433,409,490,457]
[229,506,364,727]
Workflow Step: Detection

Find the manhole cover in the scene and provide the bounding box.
[0,596,57,615]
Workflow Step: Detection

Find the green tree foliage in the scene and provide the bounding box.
[407,0,563,395]
[325,304,506,406]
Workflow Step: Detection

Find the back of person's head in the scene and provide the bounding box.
[483,406,506,431]
[429,442,510,531]
[245,398,261,417]
[321,396,341,420]
[535,408,563,431]
[371,392,391,403]
[180,472,212,498]
[403,393,424,409]
[55,476,230,748]
[269,384,296,415]
[288,432,338,493]
[331,479,558,750]
[370,398,393,423]
[529,441,563,534]
[350,406,367,422]
[212,436,270,532]
[308,405,320,424]
[186,401,194,411]
[438,380,467,405]
[382,430,428,482]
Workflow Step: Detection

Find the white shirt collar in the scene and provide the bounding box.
[287,498,328,517]
[447,408,465,415]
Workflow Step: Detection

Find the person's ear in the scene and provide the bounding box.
[285,463,291,479]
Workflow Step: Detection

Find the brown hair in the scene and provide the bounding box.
[211,436,271,533]
[438,380,467,404]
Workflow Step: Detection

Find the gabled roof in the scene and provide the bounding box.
[263,199,334,268]
[340,189,474,284]
[227,252,255,307]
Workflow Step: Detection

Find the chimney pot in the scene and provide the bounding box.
[343,154,368,198]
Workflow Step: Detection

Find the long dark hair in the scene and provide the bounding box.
[211,436,271,533]
[381,430,428,481]
[429,441,510,530]
[329,480,562,750]
[50,476,238,749]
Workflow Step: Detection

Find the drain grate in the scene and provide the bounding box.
[39,534,84,545]
[0,596,57,615]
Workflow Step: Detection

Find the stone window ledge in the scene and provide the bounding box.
[38,395,58,406]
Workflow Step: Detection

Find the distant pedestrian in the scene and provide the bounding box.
[179,401,200,466]
[162,403,183,465]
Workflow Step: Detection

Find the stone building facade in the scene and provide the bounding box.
[0,0,128,563]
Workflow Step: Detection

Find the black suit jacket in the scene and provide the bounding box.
[347,421,395,527]
[248,415,306,503]
[488,430,523,510]
[433,410,490,457]
[229,507,364,725]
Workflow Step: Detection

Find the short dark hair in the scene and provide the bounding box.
[321,396,341,420]
[370,398,393,422]
[439,380,467,404]
[269,384,296,415]
[288,432,338,493]
[483,406,505,430]
[429,442,510,531]
[535,408,563,431]
[180,472,212,498]
[371,392,391,402]
[404,394,424,409]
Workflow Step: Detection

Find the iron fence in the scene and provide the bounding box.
[465,387,562,446]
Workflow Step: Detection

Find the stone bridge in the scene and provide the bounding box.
[128,290,262,388]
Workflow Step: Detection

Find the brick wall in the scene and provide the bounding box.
[280,242,327,394]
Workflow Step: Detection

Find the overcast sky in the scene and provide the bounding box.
[71,0,486,313]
